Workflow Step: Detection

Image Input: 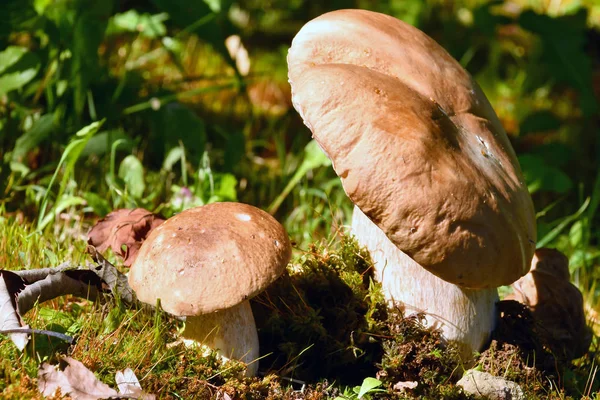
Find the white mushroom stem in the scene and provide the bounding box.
[182,301,259,377]
[352,206,498,360]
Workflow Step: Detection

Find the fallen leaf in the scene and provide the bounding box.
[225,35,250,76]
[392,380,418,392]
[38,357,156,400]
[0,270,29,349]
[115,368,156,400]
[38,357,119,400]
[87,246,134,304]
[1,256,134,350]
[116,367,141,395]
[506,248,592,360]
[217,391,233,400]
[88,208,165,267]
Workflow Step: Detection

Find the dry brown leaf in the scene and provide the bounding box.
[392,380,418,392]
[506,248,592,359]
[87,208,165,267]
[38,357,119,400]
[38,357,155,400]
[115,368,156,400]
[1,258,134,350]
[0,270,29,350]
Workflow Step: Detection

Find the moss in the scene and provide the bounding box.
[2,220,598,399]
[251,234,386,383]
[375,309,473,399]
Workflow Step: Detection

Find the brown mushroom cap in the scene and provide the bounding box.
[128,202,291,316]
[288,9,536,289]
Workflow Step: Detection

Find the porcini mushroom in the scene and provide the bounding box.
[287,9,536,358]
[506,248,592,360]
[128,202,291,376]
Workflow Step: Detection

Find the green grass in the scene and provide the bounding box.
[1,215,599,399]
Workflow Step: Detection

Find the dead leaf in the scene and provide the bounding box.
[0,270,29,349]
[86,246,134,304]
[392,380,418,392]
[115,368,156,400]
[1,256,134,350]
[38,357,156,400]
[216,391,233,400]
[506,248,592,360]
[88,209,165,267]
[38,357,119,400]
[225,35,250,76]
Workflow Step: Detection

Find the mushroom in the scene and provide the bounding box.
[506,248,592,360]
[287,9,536,358]
[128,202,291,376]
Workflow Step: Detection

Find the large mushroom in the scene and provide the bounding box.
[128,202,291,376]
[287,9,536,358]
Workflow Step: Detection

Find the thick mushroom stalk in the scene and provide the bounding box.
[352,206,498,358]
[183,301,259,376]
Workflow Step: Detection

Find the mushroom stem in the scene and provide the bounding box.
[352,206,497,360]
[182,300,259,376]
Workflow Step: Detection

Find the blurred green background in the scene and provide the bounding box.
[0,0,599,312]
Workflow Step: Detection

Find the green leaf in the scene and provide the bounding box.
[37,120,104,230]
[102,304,125,334]
[518,154,572,194]
[303,139,332,171]
[203,0,224,13]
[118,155,145,199]
[148,103,206,167]
[268,139,332,214]
[107,10,168,38]
[519,111,561,136]
[83,191,111,216]
[10,114,54,175]
[150,0,236,70]
[0,46,28,75]
[38,195,87,231]
[163,147,185,172]
[210,173,237,202]
[519,10,597,115]
[44,248,58,266]
[0,47,40,96]
[357,377,382,399]
[33,0,52,15]
[223,130,245,172]
[569,220,584,248]
[0,68,38,96]
[0,0,38,37]
[39,307,76,328]
[537,197,590,248]
[81,130,133,158]
[71,1,114,117]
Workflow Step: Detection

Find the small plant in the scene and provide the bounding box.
[334,377,385,400]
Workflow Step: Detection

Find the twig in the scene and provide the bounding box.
[0,328,74,343]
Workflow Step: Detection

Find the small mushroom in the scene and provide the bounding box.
[506,248,592,360]
[128,202,291,376]
[287,9,536,358]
